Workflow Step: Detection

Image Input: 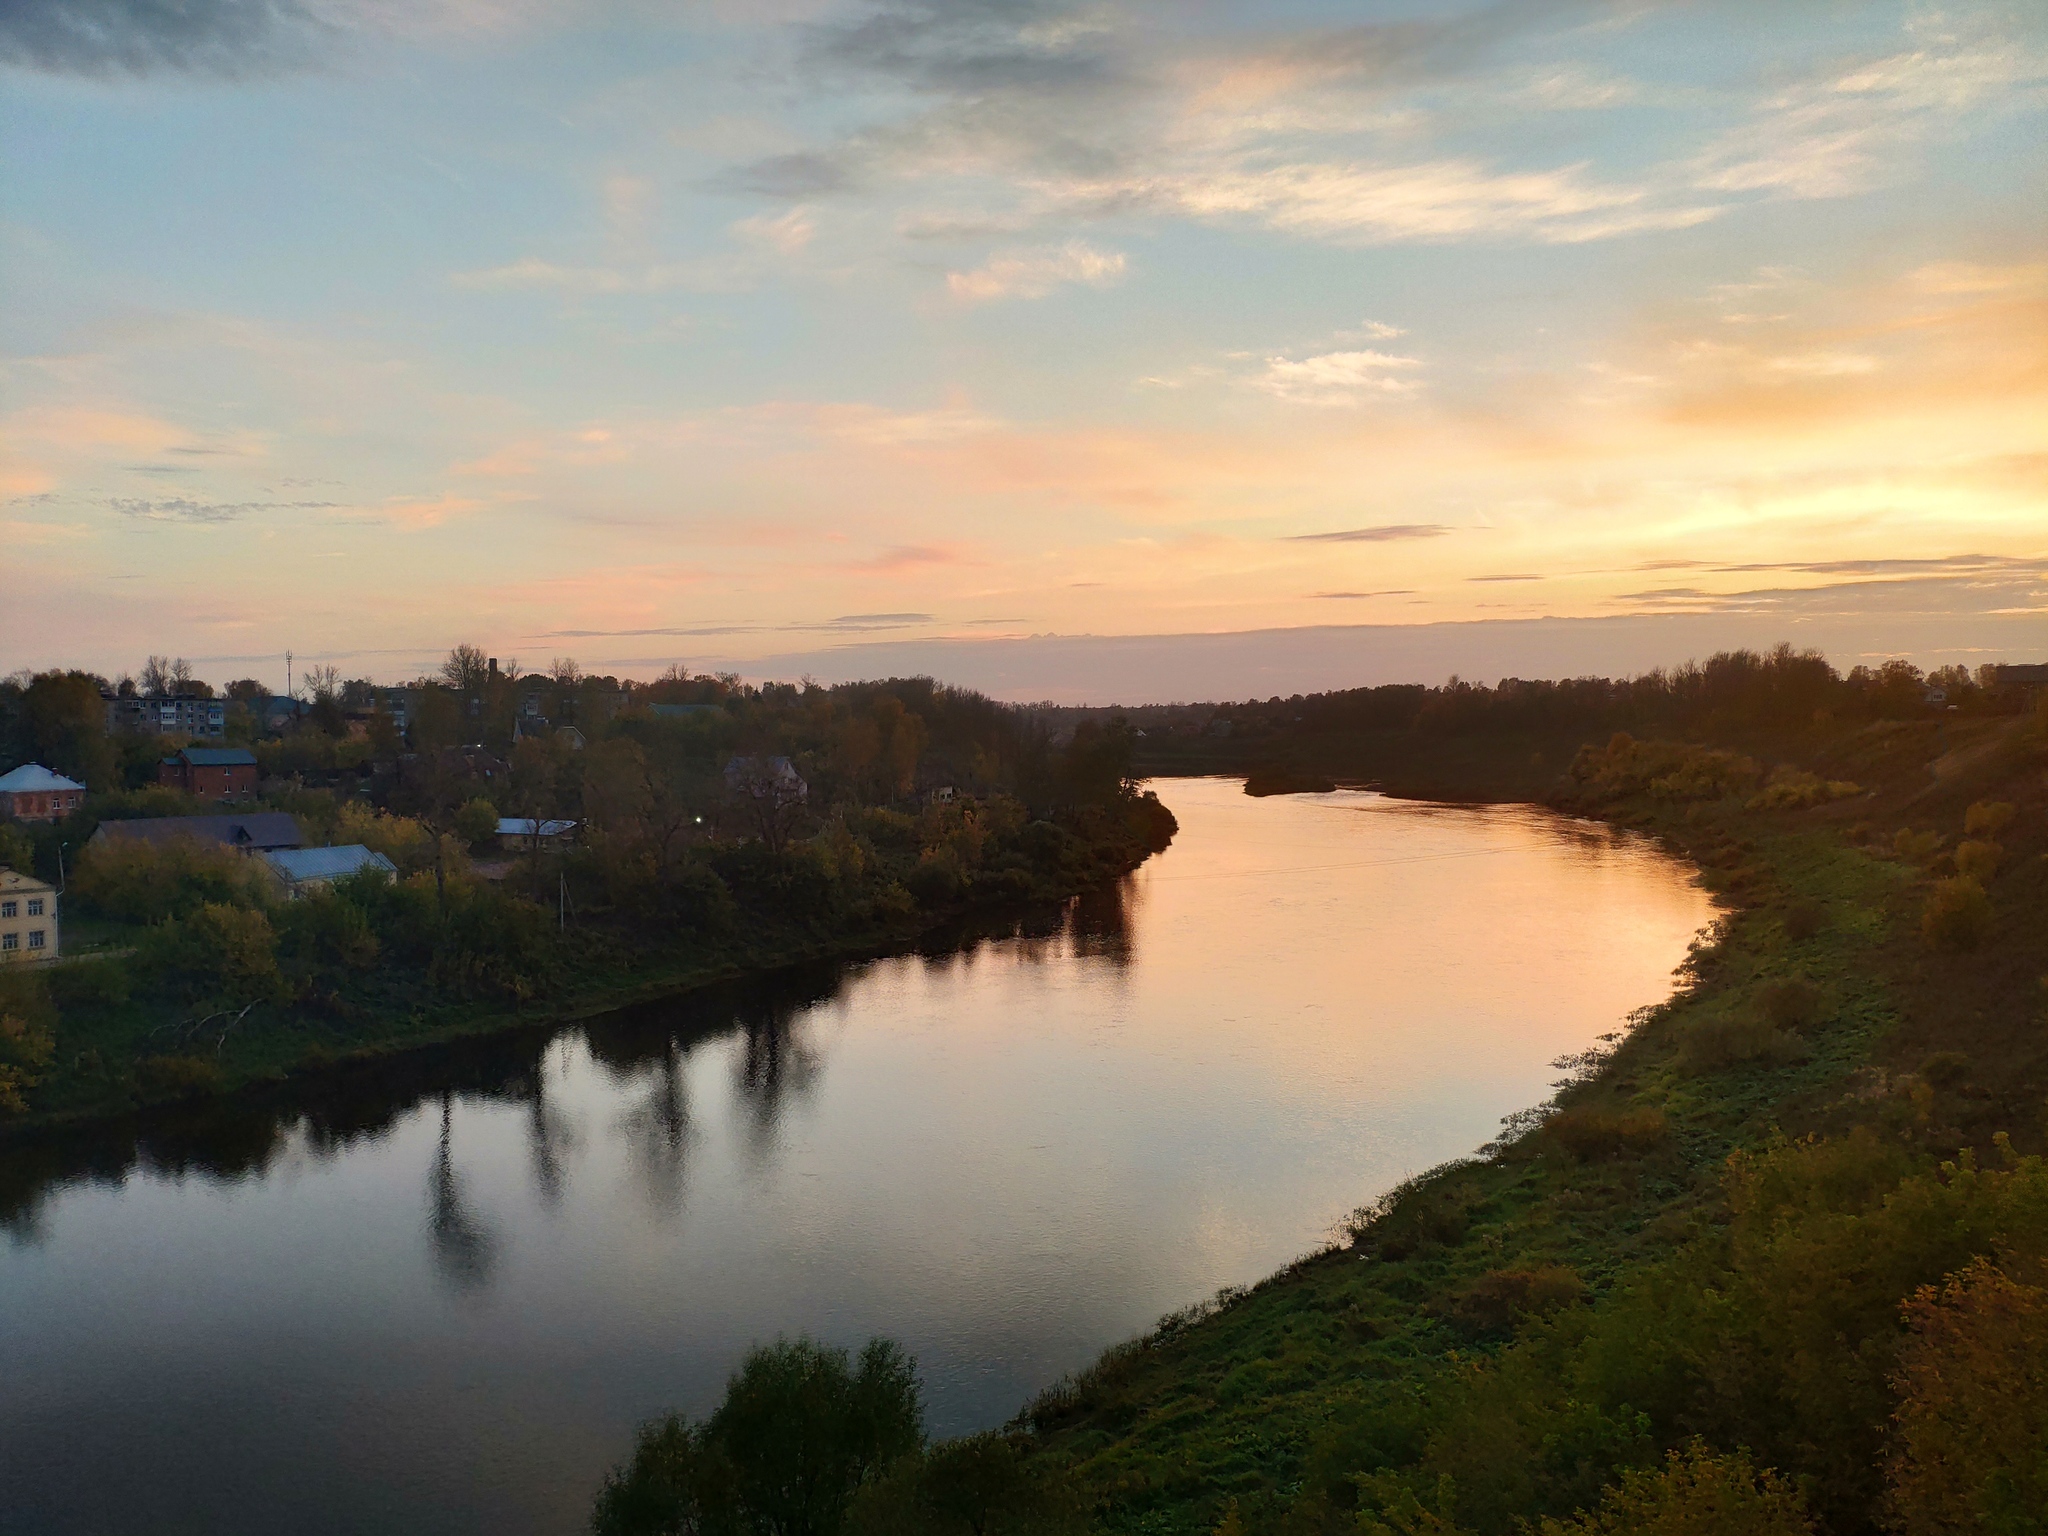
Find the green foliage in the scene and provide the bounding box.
[1534,1445,1812,1536]
[148,902,282,1003]
[1888,1259,2048,1536]
[1568,734,1761,803]
[846,1434,1084,1536]
[1779,900,1824,942]
[1542,1105,1669,1162]
[1448,1267,1588,1337]
[455,797,500,849]
[1745,767,1860,812]
[0,970,57,1115]
[71,834,269,923]
[1894,828,1944,862]
[1753,976,1824,1032]
[592,1336,924,1536]
[0,822,36,878]
[1921,877,1991,952]
[48,957,131,1010]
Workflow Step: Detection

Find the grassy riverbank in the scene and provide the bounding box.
[0,792,1177,1136]
[1030,706,2048,1533]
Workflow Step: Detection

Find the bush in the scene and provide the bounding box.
[1537,1444,1812,1536]
[1780,900,1824,942]
[1887,1259,2048,1536]
[150,903,282,1002]
[1962,799,2016,839]
[905,851,963,909]
[133,1054,227,1098]
[71,833,269,923]
[454,797,499,850]
[1921,877,1991,952]
[1544,1105,1669,1162]
[1450,1267,1589,1335]
[1680,1016,1806,1074]
[1755,976,1825,1032]
[1918,1051,1971,1087]
[0,973,57,1115]
[48,957,131,1010]
[1746,767,1861,811]
[1953,840,2002,882]
[846,1433,1084,1536]
[592,1336,924,1536]
[1894,828,1944,861]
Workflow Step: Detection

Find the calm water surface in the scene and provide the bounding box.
[0,781,1714,1535]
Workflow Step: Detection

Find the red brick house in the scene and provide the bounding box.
[0,764,86,822]
[158,747,260,799]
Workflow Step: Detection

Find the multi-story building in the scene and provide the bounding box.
[0,764,87,822]
[104,693,227,739]
[0,868,58,963]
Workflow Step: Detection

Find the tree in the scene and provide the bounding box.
[592,1336,924,1536]
[1536,1445,1812,1536]
[1888,1259,2048,1536]
[303,664,342,702]
[441,644,491,692]
[846,1434,1084,1536]
[23,670,115,788]
[455,797,500,850]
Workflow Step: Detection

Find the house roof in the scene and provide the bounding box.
[170,748,258,768]
[0,764,86,794]
[0,868,56,893]
[91,812,302,851]
[497,817,578,838]
[262,845,397,884]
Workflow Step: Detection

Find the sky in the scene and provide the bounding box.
[2,0,2044,702]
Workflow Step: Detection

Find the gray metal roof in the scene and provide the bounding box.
[262,845,397,884]
[91,812,302,850]
[0,764,85,794]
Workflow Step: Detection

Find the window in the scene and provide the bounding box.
[0,900,14,919]
[26,899,43,916]
[27,930,44,950]
[1,933,14,951]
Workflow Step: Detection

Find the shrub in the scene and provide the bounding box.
[150,902,282,1002]
[1887,1259,2048,1536]
[846,1433,1084,1536]
[1894,829,1944,862]
[592,1336,924,1536]
[1921,877,1991,952]
[1544,1105,1669,1162]
[1963,800,2016,839]
[133,1054,227,1098]
[1953,840,2002,882]
[71,833,268,923]
[906,851,963,909]
[1781,900,1824,942]
[1348,1173,1478,1259]
[1681,1017,1806,1074]
[48,957,131,1010]
[1918,1051,1971,1087]
[0,977,57,1115]
[1537,1444,1812,1536]
[1755,976,1825,1032]
[1746,767,1861,811]
[1450,1267,1589,1335]
[454,797,500,850]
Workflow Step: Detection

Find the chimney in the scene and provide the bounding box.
[488,658,499,680]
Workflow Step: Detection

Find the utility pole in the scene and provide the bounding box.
[285,649,294,700]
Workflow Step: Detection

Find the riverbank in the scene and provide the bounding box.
[0,792,1178,1138]
[1031,711,2047,1533]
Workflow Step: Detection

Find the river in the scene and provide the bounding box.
[0,780,1714,1535]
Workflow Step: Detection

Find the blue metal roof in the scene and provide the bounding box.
[261,845,397,884]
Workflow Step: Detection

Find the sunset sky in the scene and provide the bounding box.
[4,0,2043,700]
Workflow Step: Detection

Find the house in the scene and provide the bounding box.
[89,812,303,854]
[157,747,260,799]
[0,868,58,963]
[496,817,578,852]
[262,696,310,732]
[724,754,808,802]
[104,692,227,738]
[261,844,397,898]
[0,764,87,823]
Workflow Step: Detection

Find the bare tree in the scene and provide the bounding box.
[303,664,342,702]
[550,656,583,688]
[139,655,172,696]
[440,644,490,692]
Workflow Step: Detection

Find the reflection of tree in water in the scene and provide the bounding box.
[426,1094,498,1293]
[614,1039,694,1216]
[1067,875,1139,966]
[732,997,822,1159]
[520,1059,579,1211]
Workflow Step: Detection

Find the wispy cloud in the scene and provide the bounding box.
[110,495,337,523]
[947,240,1126,302]
[1284,523,1450,543]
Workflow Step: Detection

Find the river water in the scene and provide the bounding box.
[0,781,1714,1535]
